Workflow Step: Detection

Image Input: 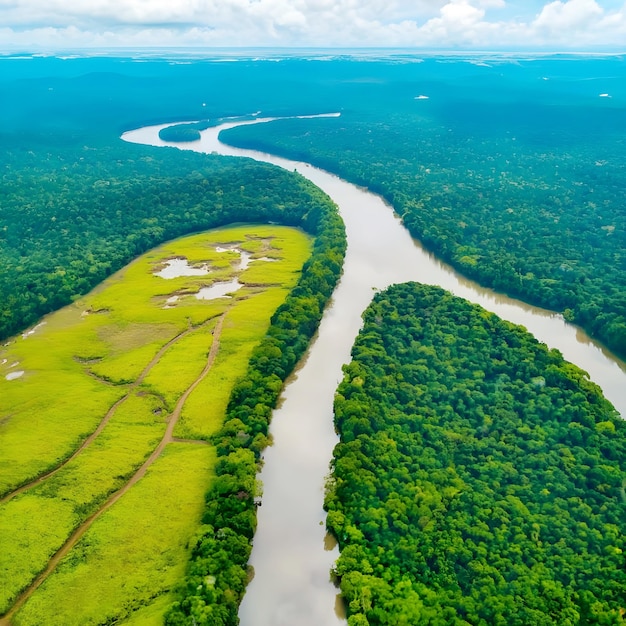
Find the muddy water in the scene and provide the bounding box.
[122,118,626,626]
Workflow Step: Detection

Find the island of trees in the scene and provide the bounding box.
[326,282,625,625]
[158,124,202,142]
[158,121,219,142]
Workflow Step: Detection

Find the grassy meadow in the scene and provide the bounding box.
[0,224,311,623]
[13,444,216,626]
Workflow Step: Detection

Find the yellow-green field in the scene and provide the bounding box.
[13,444,216,626]
[0,224,311,624]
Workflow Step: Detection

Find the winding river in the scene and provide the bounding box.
[122,117,626,626]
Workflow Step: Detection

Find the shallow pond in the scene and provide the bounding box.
[195,279,242,300]
[155,258,210,279]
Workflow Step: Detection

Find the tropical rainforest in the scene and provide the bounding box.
[221,57,626,359]
[1,52,625,625]
[326,282,625,626]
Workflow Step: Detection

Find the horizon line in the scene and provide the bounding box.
[2,46,626,57]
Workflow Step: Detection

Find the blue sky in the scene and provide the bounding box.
[1,0,625,50]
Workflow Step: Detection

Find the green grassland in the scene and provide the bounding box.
[0,391,167,613]
[13,444,216,626]
[142,325,217,412]
[0,224,311,622]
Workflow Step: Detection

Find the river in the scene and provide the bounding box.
[122,117,626,626]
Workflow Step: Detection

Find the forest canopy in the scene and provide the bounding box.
[326,282,625,626]
[219,58,626,358]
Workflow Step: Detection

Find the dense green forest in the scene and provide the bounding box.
[325,282,625,625]
[219,58,626,358]
[158,124,201,142]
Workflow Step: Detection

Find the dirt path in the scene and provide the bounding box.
[0,316,217,505]
[0,313,225,624]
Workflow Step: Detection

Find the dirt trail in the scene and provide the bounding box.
[0,317,216,505]
[0,314,225,624]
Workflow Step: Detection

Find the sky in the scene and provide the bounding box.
[1,0,626,51]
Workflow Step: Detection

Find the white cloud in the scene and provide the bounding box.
[441,0,486,24]
[0,0,625,48]
[413,1,485,45]
[534,0,603,30]
[530,0,626,44]
[477,0,506,7]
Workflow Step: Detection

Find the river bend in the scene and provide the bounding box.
[122,117,626,626]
